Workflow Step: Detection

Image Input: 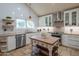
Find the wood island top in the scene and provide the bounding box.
[30,35,60,45]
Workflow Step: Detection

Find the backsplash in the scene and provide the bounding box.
[37,26,79,33]
[37,27,64,32]
[37,27,54,32]
[64,26,79,33]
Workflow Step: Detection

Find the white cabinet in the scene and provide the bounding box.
[26,33,40,44]
[7,36,16,51]
[64,8,79,26]
[26,34,32,44]
[45,15,53,26]
[39,16,46,27]
[62,34,79,49]
[64,11,70,26]
[39,14,53,27]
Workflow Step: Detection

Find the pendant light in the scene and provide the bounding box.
[28,3,32,20]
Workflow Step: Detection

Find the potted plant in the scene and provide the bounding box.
[5,16,12,20]
[2,16,12,21]
[3,16,12,24]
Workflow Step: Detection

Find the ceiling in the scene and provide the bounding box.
[27,3,79,16]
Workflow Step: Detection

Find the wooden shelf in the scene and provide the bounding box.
[0,37,6,42]
[2,24,14,27]
[0,42,7,46]
[0,40,7,43]
[2,19,15,31]
[2,19,14,22]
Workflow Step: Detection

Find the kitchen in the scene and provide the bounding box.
[0,3,79,56]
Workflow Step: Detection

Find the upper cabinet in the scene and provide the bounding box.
[39,14,53,27]
[64,11,70,26]
[39,16,46,27]
[71,11,77,26]
[64,8,79,26]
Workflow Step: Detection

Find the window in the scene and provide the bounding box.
[16,19,26,29]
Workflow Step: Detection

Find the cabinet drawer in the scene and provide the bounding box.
[32,40,36,43]
[38,42,48,48]
[38,42,45,47]
[68,39,79,46]
[67,42,79,49]
[62,35,79,42]
[71,36,79,41]
[32,40,38,45]
[64,42,79,49]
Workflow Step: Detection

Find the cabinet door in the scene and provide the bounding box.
[64,12,70,26]
[7,36,16,51]
[49,15,52,26]
[45,16,49,26]
[39,14,53,27]
[26,34,31,44]
[21,34,26,46]
[71,11,77,26]
[26,33,40,44]
[45,15,52,27]
[39,16,45,27]
[39,17,44,27]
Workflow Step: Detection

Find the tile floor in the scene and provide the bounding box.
[58,46,79,56]
[0,44,79,56]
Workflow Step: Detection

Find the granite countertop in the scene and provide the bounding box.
[0,30,39,37]
[64,32,79,36]
[0,31,26,37]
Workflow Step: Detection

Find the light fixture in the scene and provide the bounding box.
[17,7,21,11]
[29,16,32,19]
[28,3,32,20]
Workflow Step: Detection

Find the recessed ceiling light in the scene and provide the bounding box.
[17,8,21,10]
[21,14,23,17]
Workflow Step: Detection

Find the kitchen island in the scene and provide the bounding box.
[30,35,60,56]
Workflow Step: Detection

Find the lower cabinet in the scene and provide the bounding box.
[0,33,40,52]
[62,34,79,49]
[26,34,32,44]
[1,34,27,52]
[7,36,16,51]
[7,34,26,51]
[26,33,40,45]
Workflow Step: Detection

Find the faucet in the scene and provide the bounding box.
[70,29,73,33]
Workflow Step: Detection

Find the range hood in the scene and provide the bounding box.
[54,11,64,27]
[57,11,61,20]
[55,11,63,22]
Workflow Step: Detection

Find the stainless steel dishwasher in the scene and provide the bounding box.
[16,34,26,49]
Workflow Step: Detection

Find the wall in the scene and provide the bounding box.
[0,3,39,32]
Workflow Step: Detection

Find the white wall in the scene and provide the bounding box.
[0,3,39,32]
